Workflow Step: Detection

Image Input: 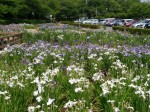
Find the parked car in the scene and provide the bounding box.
[82,19,99,24]
[136,19,150,28]
[121,19,133,26]
[123,19,133,23]
[131,20,144,28]
[74,17,87,23]
[99,19,105,23]
[117,20,124,26]
[82,19,91,24]
[90,19,99,24]
[99,19,106,25]
[131,19,150,28]
[108,19,122,27]
[126,20,139,27]
[105,19,115,26]
[74,19,84,23]
[145,22,150,28]
[99,18,115,25]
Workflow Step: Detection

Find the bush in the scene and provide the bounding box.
[112,26,124,31]
[61,21,72,25]
[0,19,47,24]
[23,24,37,29]
[80,24,100,29]
[61,21,100,29]
[0,20,7,24]
[112,26,150,35]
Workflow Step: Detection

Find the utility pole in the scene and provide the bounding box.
[96,8,97,17]
[85,0,88,18]
[86,0,88,4]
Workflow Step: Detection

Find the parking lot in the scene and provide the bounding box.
[74,18,150,29]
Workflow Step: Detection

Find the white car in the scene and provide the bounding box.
[82,19,91,24]
[99,19,106,25]
[90,19,99,24]
[82,19,99,24]
[132,19,150,28]
[74,19,81,23]
[74,18,86,23]
[100,18,115,25]
[132,20,145,28]
[74,17,88,23]
[136,23,147,28]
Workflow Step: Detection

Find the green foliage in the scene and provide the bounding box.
[80,24,100,29]
[61,21,100,29]
[0,0,150,21]
[0,20,7,24]
[0,19,47,24]
[112,26,150,35]
[112,26,125,31]
[23,25,37,29]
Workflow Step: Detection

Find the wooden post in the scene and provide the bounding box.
[13,35,15,43]
[19,33,23,43]
[7,37,10,44]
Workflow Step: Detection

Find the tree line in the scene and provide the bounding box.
[0,0,150,21]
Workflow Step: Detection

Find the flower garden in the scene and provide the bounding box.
[0,26,150,112]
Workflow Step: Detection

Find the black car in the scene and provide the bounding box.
[145,23,150,28]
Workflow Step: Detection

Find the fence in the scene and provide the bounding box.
[0,33,22,50]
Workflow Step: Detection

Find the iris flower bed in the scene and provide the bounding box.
[0,29,150,112]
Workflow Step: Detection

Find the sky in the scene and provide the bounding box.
[141,0,150,2]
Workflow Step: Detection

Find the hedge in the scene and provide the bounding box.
[61,21,100,29]
[112,26,150,35]
[0,19,47,24]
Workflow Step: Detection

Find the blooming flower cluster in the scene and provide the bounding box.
[0,29,149,112]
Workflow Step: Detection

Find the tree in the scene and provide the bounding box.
[0,0,149,20]
[56,0,80,20]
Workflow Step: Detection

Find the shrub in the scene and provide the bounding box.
[23,24,37,29]
[112,26,150,35]
[61,21,72,24]
[112,26,124,31]
[80,24,100,29]
[61,21,100,29]
[0,20,7,24]
[0,19,47,24]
